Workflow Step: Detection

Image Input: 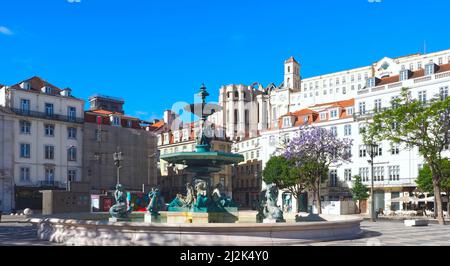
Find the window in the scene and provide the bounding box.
[374,99,382,113]
[20,121,31,134]
[20,99,30,114]
[303,116,309,124]
[359,102,366,114]
[20,144,31,158]
[44,87,52,94]
[283,117,291,128]
[320,112,327,121]
[375,145,383,156]
[343,87,347,94]
[45,168,55,182]
[45,145,55,160]
[418,62,422,69]
[409,63,414,71]
[45,103,54,117]
[346,107,354,115]
[112,116,120,126]
[359,123,366,134]
[359,167,369,182]
[391,143,400,155]
[425,63,435,75]
[359,145,367,157]
[182,129,190,141]
[323,90,327,95]
[388,166,400,181]
[68,147,77,161]
[20,167,30,182]
[330,109,338,119]
[440,86,449,100]
[367,78,376,88]
[68,107,76,121]
[45,124,55,137]
[68,170,77,182]
[418,91,427,103]
[344,125,352,136]
[344,169,352,181]
[68,127,77,139]
[329,170,338,187]
[358,74,362,81]
[438,57,443,65]
[391,96,400,108]
[127,120,132,127]
[330,126,337,137]
[400,69,409,81]
[374,166,385,181]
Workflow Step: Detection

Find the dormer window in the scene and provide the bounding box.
[111,115,121,126]
[20,82,31,90]
[174,131,180,143]
[400,69,410,81]
[367,77,377,88]
[283,117,292,128]
[425,63,437,76]
[303,116,309,124]
[346,107,354,116]
[330,109,339,119]
[320,112,327,121]
[127,120,132,128]
[182,128,190,141]
[41,86,52,94]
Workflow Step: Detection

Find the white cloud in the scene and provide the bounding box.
[67,0,82,3]
[0,26,13,35]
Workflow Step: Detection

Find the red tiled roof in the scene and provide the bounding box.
[10,76,63,95]
[312,99,355,109]
[285,56,298,64]
[376,62,450,86]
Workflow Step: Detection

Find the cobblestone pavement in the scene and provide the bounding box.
[0,220,449,246]
[311,220,450,246]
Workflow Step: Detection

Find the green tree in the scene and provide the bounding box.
[416,159,450,213]
[351,175,370,213]
[366,87,450,225]
[262,156,307,212]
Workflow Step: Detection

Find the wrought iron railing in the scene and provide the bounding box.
[10,108,84,124]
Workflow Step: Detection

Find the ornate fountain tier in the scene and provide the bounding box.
[160,150,244,175]
[159,84,244,223]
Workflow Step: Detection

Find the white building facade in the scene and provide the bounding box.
[217,48,450,213]
[0,77,84,210]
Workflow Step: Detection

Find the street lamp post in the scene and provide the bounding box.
[67,145,76,191]
[366,142,378,222]
[113,150,124,185]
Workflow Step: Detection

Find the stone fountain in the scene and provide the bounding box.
[160,84,244,223]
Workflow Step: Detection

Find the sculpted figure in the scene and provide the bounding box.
[194,180,209,208]
[262,184,284,222]
[147,187,163,217]
[168,183,195,209]
[109,184,132,218]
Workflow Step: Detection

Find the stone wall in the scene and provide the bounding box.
[41,190,91,215]
[82,122,158,192]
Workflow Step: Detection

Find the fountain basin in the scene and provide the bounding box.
[29,215,363,246]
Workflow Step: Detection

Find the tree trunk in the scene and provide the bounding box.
[433,180,446,225]
[316,180,322,215]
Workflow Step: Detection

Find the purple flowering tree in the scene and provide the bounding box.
[283,126,353,214]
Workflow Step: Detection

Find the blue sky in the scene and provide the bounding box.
[1,0,450,121]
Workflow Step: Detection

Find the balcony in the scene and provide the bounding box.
[39,180,66,188]
[10,108,84,124]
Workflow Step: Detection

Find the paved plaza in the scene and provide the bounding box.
[0,219,449,246]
